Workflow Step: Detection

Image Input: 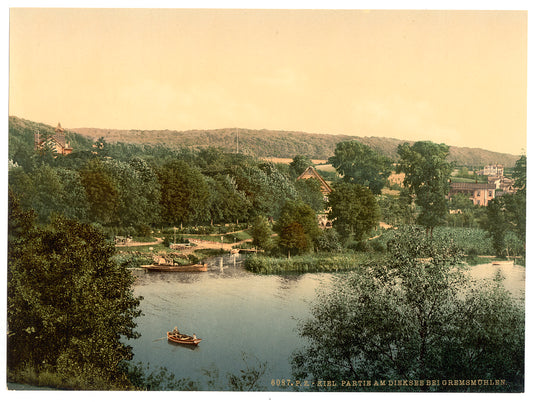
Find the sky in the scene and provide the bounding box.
[8,6,528,155]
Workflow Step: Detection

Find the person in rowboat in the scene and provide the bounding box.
[172,326,180,335]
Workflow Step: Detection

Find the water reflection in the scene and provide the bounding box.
[467,263,525,300]
[128,256,525,390]
[166,340,201,352]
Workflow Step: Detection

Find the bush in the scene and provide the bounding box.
[136,224,152,237]
[315,229,342,252]
[347,240,371,252]
[368,238,386,253]
[244,253,387,275]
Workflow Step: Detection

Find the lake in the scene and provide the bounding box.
[128,254,525,390]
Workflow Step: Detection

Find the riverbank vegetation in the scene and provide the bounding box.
[245,252,389,275]
[291,227,525,392]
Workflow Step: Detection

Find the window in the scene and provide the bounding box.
[477,191,481,196]
[489,191,492,197]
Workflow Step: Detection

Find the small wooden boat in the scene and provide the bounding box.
[141,263,208,272]
[167,331,202,346]
[492,260,514,265]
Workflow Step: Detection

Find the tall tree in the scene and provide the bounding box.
[289,155,314,179]
[8,167,37,212]
[483,156,526,258]
[327,182,380,242]
[329,140,392,195]
[250,215,274,252]
[397,141,452,236]
[275,199,321,256]
[512,155,526,194]
[128,157,162,225]
[79,159,120,225]
[230,162,296,220]
[7,191,142,388]
[157,160,210,226]
[295,178,325,213]
[54,167,90,222]
[207,174,250,224]
[259,162,298,218]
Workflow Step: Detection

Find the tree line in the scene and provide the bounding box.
[9,120,526,258]
[9,136,324,234]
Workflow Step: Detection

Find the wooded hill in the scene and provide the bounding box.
[9,116,520,167]
[68,126,522,167]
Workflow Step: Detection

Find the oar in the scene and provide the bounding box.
[153,336,167,342]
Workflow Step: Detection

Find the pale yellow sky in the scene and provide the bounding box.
[9,8,527,154]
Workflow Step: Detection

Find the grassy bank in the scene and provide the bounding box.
[377,226,494,256]
[114,247,228,268]
[245,226,501,275]
[244,252,388,275]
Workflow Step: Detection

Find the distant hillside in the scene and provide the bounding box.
[69,125,520,167]
[8,116,520,167]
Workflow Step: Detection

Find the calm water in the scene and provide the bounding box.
[128,255,525,390]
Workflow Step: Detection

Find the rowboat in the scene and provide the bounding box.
[141,263,208,272]
[492,260,514,265]
[167,331,202,346]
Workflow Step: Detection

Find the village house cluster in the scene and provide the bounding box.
[448,164,516,207]
[387,164,516,208]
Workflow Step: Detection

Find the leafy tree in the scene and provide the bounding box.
[275,200,321,256]
[79,159,120,225]
[484,193,525,258]
[128,157,162,225]
[446,193,484,228]
[195,147,230,176]
[289,155,314,179]
[231,163,296,220]
[55,168,90,221]
[327,182,380,242]
[10,165,89,224]
[7,192,142,388]
[397,141,452,235]
[8,167,37,211]
[259,162,298,218]
[279,222,309,258]
[291,227,524,391]
[104,159,146,227]
[230,165,272,218]
[377,194,413,226]
[484,156,526,257]
[30,164,70,222]
[206,174,250,224]
[315,228,343,253]
[103,158,161,228]
[329,140,392,194]
[512,155,526,194]
[250,215,274,252]
[93,136,110,157]
[9,131,37,172]
[157,160,210,226]
[295,178,325,213]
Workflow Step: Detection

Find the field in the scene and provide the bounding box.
[261,157,327,165]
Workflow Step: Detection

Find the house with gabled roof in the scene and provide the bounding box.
[34,122,73,156]
[296,166,332,196]
[296,166,333,228]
